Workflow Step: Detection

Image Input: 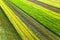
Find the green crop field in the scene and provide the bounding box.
[10,0,60,36]
[0,0,60,40]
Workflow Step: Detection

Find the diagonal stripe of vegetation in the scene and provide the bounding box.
[38,0,60,8]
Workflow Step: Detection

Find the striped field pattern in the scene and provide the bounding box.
[0,0,60,40]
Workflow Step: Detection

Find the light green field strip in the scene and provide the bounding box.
[0,7,22,40]
[10,0,60,37]
[38,0,60,8]
[0,0,39,40]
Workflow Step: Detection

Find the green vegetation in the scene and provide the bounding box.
[0,7,21,40]
[10,0,60,36]
[38,0,60,8]
[0,0,39,40]
[0,0,60,40]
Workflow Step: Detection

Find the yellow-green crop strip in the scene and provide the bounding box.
[0,0,39,40]
[38,0,60,8]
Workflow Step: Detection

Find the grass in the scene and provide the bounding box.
[10,0,60,36]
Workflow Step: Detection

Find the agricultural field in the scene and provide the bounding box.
[0,0,60,40]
